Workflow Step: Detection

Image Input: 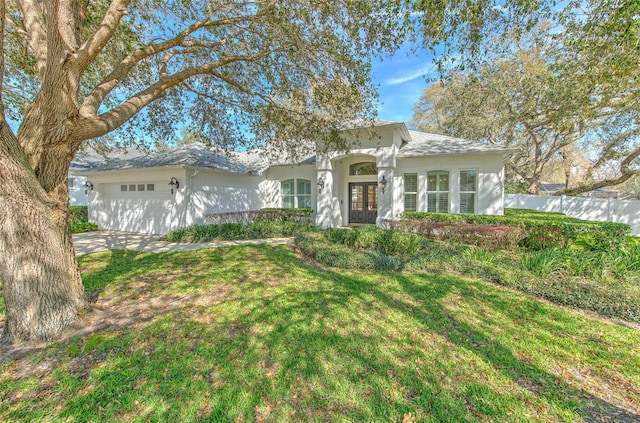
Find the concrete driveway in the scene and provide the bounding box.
[72,230,293,255]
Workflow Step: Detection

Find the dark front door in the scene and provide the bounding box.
[349,182,378,224]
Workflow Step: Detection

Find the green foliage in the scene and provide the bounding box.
[69,206,98,233]
[206,209,313,225]
[297,228,640,324]
[378,230,423,257]
[411,11,640,195]
[162,221,312,243]
[402,209,631,251]
[322,226,424,257]
[71,222,99,233]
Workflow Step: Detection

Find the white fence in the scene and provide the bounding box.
[505,194,640,236]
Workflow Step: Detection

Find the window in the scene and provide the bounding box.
[138,184,145,191]
[68,177,76,189]
[459,170,477,214]
[147,184,155,191]
[121,185,128,191]
[128,184,136,191]
[297,179,311,208]
[427,171,449,213]
[349,162,377,176]
[281,178,311,208]
[404,173,417,212]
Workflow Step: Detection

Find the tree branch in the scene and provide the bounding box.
[16,0,47,78]
[75,0,131,73]
[79,15,257,115]
[76,47,274,139]
[559,146,640,196]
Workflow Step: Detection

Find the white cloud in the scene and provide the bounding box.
[384,64,436,86]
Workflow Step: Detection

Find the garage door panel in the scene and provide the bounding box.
[102,188,177,234]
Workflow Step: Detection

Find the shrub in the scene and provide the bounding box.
[385,219,524,250]
[400,210,631,251]
[69,205,98,233]
[295,232,406,272]
[71,221,99,233]
[161,220,312,242]
[344,226,380,251]
[378,230,422,256]
[205,208,313,225]
[69,205,90,223]
[295,227,640,324]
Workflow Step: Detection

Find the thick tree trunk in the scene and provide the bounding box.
[0,130,86,344]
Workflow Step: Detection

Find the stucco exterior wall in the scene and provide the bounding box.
[262,164,317,209]
[187,169,263,226]
[395,152,505,215]
[68,174,88,206]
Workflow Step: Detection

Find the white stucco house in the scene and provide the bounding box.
[73,121,515,234]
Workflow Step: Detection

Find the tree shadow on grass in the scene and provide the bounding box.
[2,245,638,422]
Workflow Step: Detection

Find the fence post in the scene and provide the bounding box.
[560,195,565,214]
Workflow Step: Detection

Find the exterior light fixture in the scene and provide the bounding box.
[84,181,94,195]
[379,175,388,194]
[169,177,180,194]
[317,177,325,192]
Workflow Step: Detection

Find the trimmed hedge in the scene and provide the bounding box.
[161,220,312,243]
[401,209,631,251]
[205,208,313,225]
[385,219,524,250]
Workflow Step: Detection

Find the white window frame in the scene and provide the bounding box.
[459,169,478,214]
[403,173,418,212]
[281,178,311,209]
[427,170,450,213]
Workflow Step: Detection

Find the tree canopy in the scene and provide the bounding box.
[411,0,640,195]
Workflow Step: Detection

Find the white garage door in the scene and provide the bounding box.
[101,182,177,234]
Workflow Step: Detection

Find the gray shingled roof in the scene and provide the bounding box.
[398,131,515,157]
[73,143,269,175]
[73,124,514,175]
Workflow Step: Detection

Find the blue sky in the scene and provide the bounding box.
[371,44,437,124]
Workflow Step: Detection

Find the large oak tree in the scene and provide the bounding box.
[1,0,419,343]
[0,0,586,343]
[411,1,640,195]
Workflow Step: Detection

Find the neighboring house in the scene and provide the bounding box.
[73,121,515,234]
[540,183,619,199]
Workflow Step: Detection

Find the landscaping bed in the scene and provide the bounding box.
[295,227,640,324]
[400,208,631,251]
[162,209,314,242]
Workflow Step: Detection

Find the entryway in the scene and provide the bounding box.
[348,182,378,224]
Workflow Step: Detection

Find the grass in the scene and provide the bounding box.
[1,245,639,422]
[503,208,586,223]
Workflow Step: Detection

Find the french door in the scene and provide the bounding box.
[349,182,378,224]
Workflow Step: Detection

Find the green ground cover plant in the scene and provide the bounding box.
[1,245,639,421]
[296,227,640,323]
[69,205,98,233]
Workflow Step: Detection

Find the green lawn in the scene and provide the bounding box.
[1,245,639,422]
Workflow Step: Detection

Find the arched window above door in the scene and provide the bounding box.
[349,162,377,176]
